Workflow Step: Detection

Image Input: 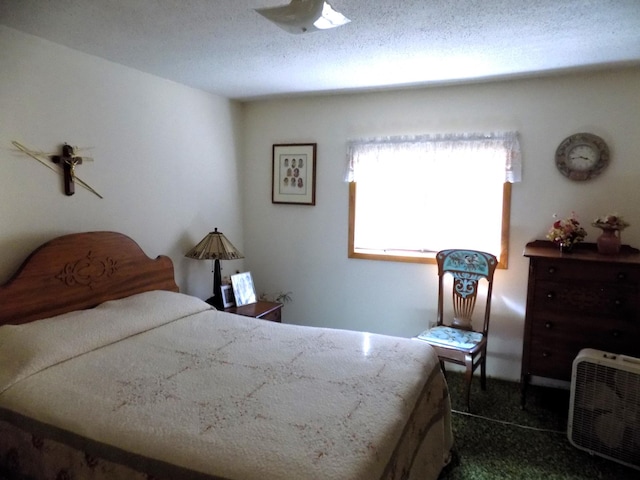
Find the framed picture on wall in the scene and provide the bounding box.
[231,272,257,306]
[272,143,317,205]
[221,285,235,308]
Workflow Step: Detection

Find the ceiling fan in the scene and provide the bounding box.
[255,0,350,34]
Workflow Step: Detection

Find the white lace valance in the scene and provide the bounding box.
[346,131,522,183]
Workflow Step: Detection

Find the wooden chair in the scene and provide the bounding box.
[417,249,498,411]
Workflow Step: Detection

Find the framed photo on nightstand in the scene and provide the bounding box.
[231,272,257,306]
[221,285,235,308]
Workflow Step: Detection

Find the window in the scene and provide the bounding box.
[347,132,521,268]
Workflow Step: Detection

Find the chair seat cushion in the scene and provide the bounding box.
[417,326,484,349]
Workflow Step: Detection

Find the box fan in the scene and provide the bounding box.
[568,348,640,470]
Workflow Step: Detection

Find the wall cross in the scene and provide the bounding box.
[52,144,83,195]
[12,141,102,198]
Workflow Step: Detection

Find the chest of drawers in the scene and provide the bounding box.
[520,240,640,405]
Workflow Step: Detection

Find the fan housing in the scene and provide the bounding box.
[568,348,640,470]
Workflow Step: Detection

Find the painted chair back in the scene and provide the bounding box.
[436,249,498,332]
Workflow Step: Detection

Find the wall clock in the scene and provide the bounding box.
[555,132,609,181]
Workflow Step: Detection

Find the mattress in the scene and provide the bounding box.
[0,290,452,479]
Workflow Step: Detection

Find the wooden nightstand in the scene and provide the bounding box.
[225,300,283,322]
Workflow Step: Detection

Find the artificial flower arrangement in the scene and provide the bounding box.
[546,212,587,247]
[592,213,630,231]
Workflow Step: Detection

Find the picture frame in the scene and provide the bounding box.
[272,143,317,205]
[230,272,257,306]
[221,285,235,308]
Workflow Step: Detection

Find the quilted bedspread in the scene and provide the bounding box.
[0,291,452,480]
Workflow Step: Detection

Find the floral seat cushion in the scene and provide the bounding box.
[417,326,483,349]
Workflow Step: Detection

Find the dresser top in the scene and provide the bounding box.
[524,240,640,265]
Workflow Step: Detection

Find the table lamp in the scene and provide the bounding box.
[185,228,244,309]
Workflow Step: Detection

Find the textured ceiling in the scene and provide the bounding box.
[2,0,640,100]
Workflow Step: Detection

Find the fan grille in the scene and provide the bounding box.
[569,352,640,470]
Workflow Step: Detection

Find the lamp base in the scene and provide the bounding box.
[205,296,218,307]
[209,258,224,310]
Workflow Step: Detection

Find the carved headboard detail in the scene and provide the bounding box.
[55,251,119,288]
[0,232,179,325]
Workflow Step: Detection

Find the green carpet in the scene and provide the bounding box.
[439,373,638,479]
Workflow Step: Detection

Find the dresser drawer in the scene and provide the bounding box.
[530,312,637,349]
[526,340,577,380]
[533,258,640,283]
[528,311,640,380]
[225,301,283,323]
[528,331,640,380]
[258,307,281,322]
[532,280,638,317]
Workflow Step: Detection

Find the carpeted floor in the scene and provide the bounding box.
[439,372,638,479]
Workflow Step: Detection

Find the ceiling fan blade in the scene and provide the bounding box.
[255,0,349,34]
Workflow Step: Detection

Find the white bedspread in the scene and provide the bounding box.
[0,291,452,480]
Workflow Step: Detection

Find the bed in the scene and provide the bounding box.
[0,231,453,480]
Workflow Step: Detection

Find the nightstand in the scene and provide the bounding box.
[225,300,283,322]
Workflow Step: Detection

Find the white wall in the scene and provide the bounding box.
[241,68,640,381]
[2,24,639,383]
[0,26,245,298]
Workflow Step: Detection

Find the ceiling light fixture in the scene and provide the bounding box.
[255,0,350,34]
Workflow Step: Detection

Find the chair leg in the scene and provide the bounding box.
[464,357,473,412]
[439,360,447,377]
[480,356,487,391]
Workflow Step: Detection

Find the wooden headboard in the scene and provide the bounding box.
[0,232,179,325]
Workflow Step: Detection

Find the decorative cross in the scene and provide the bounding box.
[12,141,103,198]
[51,143,83,196]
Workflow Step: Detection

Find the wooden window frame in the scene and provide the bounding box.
[348,182,511,269]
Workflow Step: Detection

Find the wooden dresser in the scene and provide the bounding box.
[520,240,640,405]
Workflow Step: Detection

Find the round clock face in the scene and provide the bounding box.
[555,133,609,181]
[567,143,598,171]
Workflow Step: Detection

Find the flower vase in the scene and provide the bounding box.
[596,228,621,255]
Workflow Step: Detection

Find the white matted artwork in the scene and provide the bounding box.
[231,272,257,306]
[271,143,317,205]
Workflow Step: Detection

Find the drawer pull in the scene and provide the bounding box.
[546,291,556,300]
[614,298,623,307]
[612,330,620,338]
[548,267,556,274]
[545,322,553,329]
[542,351,549,358]
[617,272,627,281]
